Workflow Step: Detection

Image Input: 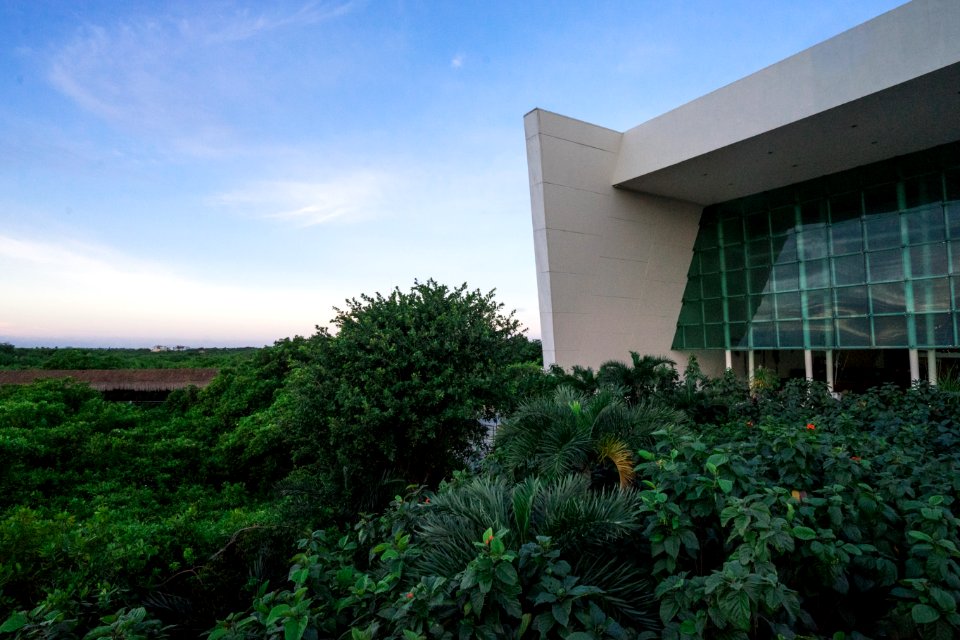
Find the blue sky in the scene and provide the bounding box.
[0,0,906,347]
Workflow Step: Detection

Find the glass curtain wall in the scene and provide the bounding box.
[673,141,960,351]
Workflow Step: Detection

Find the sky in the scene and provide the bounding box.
[0,0,907,348]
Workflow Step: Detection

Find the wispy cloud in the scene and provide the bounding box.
[209,170,396,226]
[46,2,355,156]
[450,53,465,69]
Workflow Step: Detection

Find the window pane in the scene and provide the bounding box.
[727,296,748,323]
[704,324,725,347]
[800,226,829,260]
[777,321,803,347]
[863,184,898,216]
[772,235,798,263]
[864,212,901,250]
[683,325,705,349]
[914,313,954,347]
[833,254,866,286]
[909,243,948,278]
[870,282,906,314]
[831,218,864,254]
[723,245,745,271]
[873,315,908,347]
[700,248,721,273]
[867,249,904,282]
[904,174,943,209]
[724,269,747,296]
[729,322,749,348]
[773,263,800,291]
[678,301,702,325]
[835,286,869,317]
[701,273,722,298]
[804,259,830,289]
[745,212,769,239]
[912,278,951,313]
[776,291,802,319]
[905,205,945,244]
[682,279,702,301]
[770,206,795,236]
[806,288,833,318]
[837,317,871,347]
[806,318,835,348]
[751,322,776,348]
[721,217,743,244]
[703,298,723,319]
[749,267,772,294]
[749,295,775,321]
[800,200,829,227]
[830,192,861,223]
[747,238,771,267]
[946,203,960,239]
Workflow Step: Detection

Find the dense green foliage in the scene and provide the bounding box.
[0,281,542,637]
[4,282,960,638]
[0,344,259,370]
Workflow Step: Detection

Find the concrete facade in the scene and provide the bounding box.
[525,0,960,372]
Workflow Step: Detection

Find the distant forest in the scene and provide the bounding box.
[0,343,259,370]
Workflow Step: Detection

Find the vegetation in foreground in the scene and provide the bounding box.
[2,280,960,639]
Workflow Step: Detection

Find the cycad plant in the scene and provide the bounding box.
[412,474,655,628]
[597,351,678,403]
[493,385,685,488]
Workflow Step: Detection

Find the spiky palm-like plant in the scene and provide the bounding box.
[597,351,678,403]
[411,474,655,628]
[493,385,685,487]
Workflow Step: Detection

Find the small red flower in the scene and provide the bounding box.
[485,534,494,545]
[851,456,861,462]
[806,423,816,430]
[423,498,430,504]
[406,592,414,599]
[746,420,754,427]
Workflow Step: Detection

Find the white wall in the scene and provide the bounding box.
[525,109,723,373]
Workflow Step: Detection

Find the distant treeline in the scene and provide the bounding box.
[0,343,260,370]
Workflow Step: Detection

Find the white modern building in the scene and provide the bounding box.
[525,0,960,389]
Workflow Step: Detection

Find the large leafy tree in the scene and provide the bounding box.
[278,280,537,516]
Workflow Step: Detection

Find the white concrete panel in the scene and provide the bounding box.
[596,257,648,300]
[541,183,612,235]
[543,228,602,276]
[537,134,618,196]
[527,109,622,152]
[599,216,654,262]
[548,272,599,314]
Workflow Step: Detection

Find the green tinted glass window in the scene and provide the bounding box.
[672,141,960,350]
[867,249,904,282]
[870,282,906,314]
[873,315,908,347]
[909,243,948,278]
[831,218,864,254]
[864,212,901,250]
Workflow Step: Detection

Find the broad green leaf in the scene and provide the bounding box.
[266,604,291,626]
[912,603,940,624]
[791,526,817,541]
[718,478,734,494]
[0,613,28,633]
[284,617,306,640]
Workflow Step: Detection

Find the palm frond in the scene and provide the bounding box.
[595,436,635,489]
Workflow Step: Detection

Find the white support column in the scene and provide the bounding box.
[725,350,733,371]
[804,349,813,382]
[748,350,755,380]
[909,349,920,383]
[928,350,937,386]
[825,350,834,392]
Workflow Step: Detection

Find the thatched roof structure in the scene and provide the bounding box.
[0,369,219,392]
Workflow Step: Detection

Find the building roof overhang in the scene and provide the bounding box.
[613,0,960,206]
